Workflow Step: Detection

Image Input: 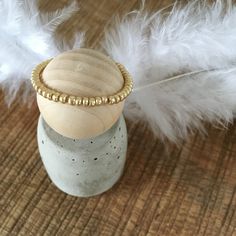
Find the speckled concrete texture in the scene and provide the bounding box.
[37,115,127,197]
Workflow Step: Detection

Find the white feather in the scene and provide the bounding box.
[130,68,236,143]
[103,10,151,85]
[39,0,78,33]
[103,0,236,142]
[0,0,83,105]
[149,0,236,81]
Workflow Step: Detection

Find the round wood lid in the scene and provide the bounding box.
[37,48,126,139]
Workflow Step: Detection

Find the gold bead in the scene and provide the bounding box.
[125,87,131,94]
[118,92,125,101]
[82,97,89,106]
[75,97,82,105]
[123,90,128,98]
[68,96,76,105]
[37,88,42,95]
[32,83,37,90]
[114,95,120,103]
[108,96,116,104]
[89,97,96,106]
[52,93,60,102]
[42,89,47,98]
[59,94,68,103]
[95,97,102,105]
[31,71,36,77]
[101,96,108,104]
[46,92,52,100]
[126,87,132,94]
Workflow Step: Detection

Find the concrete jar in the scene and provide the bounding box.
[37,114,127,197]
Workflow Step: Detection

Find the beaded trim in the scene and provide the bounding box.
[31,59,133,106]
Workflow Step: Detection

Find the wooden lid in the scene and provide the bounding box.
[37,48,125,139]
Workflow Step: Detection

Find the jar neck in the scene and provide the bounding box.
[40,114,125,151]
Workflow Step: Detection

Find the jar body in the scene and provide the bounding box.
[37,114,127,197]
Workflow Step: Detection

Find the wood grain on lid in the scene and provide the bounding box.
[42,48,124,97]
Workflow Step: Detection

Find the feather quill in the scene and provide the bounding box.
[103,0,236,142]
[0,0,83,105]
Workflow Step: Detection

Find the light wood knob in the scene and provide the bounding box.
[37,48,125,139]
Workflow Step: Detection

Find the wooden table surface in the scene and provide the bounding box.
[1,0,236,235]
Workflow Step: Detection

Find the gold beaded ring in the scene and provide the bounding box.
[31,59,133,107]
